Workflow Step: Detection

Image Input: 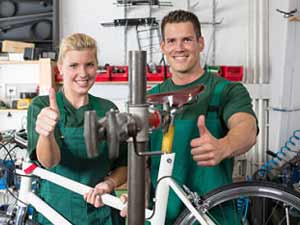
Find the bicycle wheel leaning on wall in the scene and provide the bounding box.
[174,181,300,225]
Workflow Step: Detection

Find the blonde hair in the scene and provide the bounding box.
[58,33,98,64]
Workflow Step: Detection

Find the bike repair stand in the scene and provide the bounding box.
[127,51,148,225]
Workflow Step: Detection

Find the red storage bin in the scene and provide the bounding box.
[146,65,172,81]
[221,66,243,81]
[96,66,111,81]
[111,66,128,81]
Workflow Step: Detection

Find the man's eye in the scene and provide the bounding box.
[167,39,175,44]
[87,63,95,67]
[70,64,77,68]
[184,38,192,42]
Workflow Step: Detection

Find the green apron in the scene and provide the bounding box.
[36,93,123,225]
[150,80,236,225]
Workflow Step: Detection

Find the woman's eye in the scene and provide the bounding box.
[167,39,175,44]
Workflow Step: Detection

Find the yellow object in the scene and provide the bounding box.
[2,40,35,53]
[17,98,32,109]
[161,125,175,153]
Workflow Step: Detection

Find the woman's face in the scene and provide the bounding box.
[58,49,97,98]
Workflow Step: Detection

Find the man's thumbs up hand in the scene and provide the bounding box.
[190,115,226,167]
[35,88,59,137]
[197,115,208,137]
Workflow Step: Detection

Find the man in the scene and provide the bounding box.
[147,9,257,224]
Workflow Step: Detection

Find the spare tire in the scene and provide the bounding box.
[30,20,52,40]
[0,0,17,18]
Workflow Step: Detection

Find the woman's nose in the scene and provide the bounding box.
[79,66,88,76]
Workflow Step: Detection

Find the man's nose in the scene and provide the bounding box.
[174,41,184,51]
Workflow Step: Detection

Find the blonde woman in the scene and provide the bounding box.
[27,33,127,225]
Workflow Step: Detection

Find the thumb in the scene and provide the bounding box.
[49,88,58,111]
[197,115,208,136]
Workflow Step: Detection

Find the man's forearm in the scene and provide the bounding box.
[221,113,257,158]
[106,166,128,188]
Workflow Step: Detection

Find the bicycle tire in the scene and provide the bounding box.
[174,181,300,225]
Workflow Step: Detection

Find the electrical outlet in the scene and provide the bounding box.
[6,86,17,97]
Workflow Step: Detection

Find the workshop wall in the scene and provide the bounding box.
[59,0,248,67]
[58,0,300,161]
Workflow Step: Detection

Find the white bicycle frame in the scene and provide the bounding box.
[16,155,215,225]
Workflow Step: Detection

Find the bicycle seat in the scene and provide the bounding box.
[147,84,205,107]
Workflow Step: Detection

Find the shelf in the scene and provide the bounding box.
[57,81,162,85]
[0,60,40,64]
[0,109,27,112]
[0,40,53,43]
[0,12,53,23]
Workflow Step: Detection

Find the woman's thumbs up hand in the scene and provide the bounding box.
[35,88,59,137]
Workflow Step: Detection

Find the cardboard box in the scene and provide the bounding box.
[39,58,57,94]
[2,40,35,53]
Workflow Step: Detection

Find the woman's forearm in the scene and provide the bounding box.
[36,134,61,168]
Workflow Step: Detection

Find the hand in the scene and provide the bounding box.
[119,194,128,217]
[190,115,227,166]
[84,180,115,208]
[35,88,59,137]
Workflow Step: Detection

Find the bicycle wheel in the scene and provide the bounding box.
[174,181,300,225]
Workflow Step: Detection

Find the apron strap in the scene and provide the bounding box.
[207,80,229,119]
[89,94,107,118]
[56,91,65,117]
[206,79,229,138]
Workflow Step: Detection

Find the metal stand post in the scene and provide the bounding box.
[127,50,148,225]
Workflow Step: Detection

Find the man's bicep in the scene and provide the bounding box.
[227,112,257,131]
[222,83,257,125]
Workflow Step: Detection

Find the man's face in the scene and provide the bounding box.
[161,22,204,77]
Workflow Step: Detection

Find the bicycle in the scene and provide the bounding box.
[84,83,300,225]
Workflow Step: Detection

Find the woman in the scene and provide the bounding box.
[27,33,127,225]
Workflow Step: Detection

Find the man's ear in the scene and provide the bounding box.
[160,41,166,54]
[198,36,205,51]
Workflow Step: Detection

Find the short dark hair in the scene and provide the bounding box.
[161,10,202,40]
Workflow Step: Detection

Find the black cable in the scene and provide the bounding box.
[0,143,29,206]
[145,175,173,220]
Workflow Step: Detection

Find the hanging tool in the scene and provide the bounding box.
[116,0,172,7]
[276,8,297,18]
[100,17,158,27]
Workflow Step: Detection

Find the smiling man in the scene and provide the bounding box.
[148,10,258,224]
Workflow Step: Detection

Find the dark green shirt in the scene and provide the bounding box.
[149,71,256,124]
